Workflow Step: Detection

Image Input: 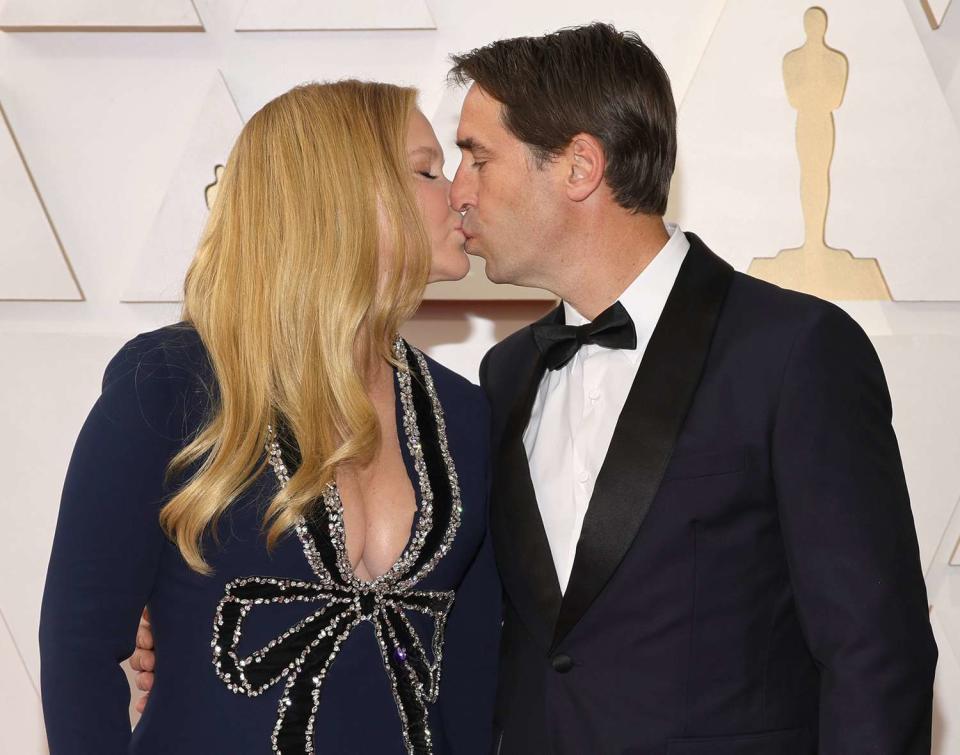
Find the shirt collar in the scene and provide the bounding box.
[563,221,690,361]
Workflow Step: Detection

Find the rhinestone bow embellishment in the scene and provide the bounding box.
[211,339,463,754]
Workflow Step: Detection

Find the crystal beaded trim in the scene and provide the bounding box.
[212,337,462,754]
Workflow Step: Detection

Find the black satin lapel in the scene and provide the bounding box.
[552,236,734,649]
[491,305,564,648]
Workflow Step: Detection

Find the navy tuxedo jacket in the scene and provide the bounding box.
[479,233,936,755]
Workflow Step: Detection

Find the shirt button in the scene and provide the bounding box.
[589,389,601,402]
[578,470,590,484]
[551,653,574,673]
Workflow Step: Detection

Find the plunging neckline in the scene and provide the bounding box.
[264,336,461,594]
[223,337,464,755]
[327,362,422,588]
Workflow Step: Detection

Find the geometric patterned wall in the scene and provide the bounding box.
[1,1,959,752]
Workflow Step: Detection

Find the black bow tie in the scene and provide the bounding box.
[532,300,637,370]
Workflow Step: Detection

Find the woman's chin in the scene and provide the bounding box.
[456,254,473,279]
[428,268,470,284]
[427,252,471,283]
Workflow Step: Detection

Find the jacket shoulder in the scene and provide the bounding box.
[479,306,558,394]
[724,271,867,345]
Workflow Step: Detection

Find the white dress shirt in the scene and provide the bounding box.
[522,222,690,593]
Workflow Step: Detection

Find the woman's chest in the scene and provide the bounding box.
[336,442,418,582]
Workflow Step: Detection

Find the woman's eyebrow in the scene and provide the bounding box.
[408,146,441,159]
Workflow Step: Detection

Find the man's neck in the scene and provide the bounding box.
[554,214,671,321]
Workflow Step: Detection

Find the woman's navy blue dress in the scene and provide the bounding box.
[39,323,501,754]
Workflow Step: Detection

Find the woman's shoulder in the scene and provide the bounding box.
[408,344,484,398]
[407,343,489,422]
[100,321,214,441]
[108,320,204,367]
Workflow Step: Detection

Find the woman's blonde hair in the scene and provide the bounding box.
[161,80,430,574]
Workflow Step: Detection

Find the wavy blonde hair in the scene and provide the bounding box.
[162,80,431,574]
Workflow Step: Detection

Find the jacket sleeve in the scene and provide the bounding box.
[437,386,502,754]
[39,333,184,754]
[771,304,937,754]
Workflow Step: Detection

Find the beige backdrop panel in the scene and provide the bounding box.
[234,0,437,31]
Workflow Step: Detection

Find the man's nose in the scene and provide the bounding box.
[449,162,473,213]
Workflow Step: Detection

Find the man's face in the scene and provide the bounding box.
[450,85,562,287]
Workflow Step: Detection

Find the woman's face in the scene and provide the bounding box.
[406,109,470,283]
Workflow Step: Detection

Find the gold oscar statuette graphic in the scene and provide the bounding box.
[748,7,892,300]
[205,164,225,210]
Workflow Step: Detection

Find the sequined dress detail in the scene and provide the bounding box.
[211,337,463,754]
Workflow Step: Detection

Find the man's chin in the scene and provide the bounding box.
[464,244,507,284]
[480,261,506,284]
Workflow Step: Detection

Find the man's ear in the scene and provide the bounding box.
[564,133,605,202]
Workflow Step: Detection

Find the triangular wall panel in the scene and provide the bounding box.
[122,72,243,302]
[0,0,203,31]
[235,0,435,31]
[0,611,44,754]
[0,102,83,300]
[922,0,954,29]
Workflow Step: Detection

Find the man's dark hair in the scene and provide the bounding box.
[449,22,676,215]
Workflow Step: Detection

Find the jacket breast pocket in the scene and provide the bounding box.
[662,447,747,482]
[665,727,811,755]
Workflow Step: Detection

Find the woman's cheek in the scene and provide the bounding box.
[415,185,441,235]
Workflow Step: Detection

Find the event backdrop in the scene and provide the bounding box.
[1,0,959,751]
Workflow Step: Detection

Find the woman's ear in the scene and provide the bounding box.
[564,133,605,202]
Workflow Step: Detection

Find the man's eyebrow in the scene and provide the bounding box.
[455,137,490,156]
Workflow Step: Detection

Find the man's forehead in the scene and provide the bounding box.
[462,85,500,117]
[456,85,503,142]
